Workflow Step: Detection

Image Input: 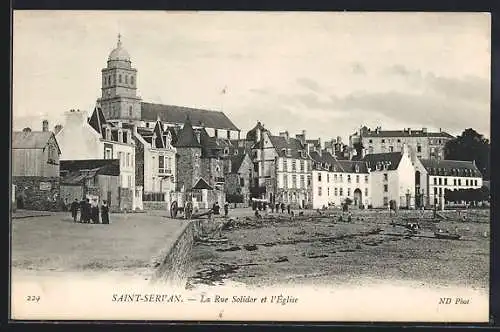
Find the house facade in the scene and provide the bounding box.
[224,148,253,206]
[55,108,140,210]
[310,150,371,209]
[420,159,483,208]
[12,121,61,211]
[350,126,454,160]
[130,119,177,210]
[363,145,416,209]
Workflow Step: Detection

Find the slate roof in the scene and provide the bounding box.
[229,154,246,174]
[88,107,107,137]
[12,131,57,150]
[420,159,482,178]
[259,135,309,159]
[141,102,239,131]
[192,178,213,190]
[199,128,221,158]
[363,152,403,171]
[60,159,120,176]
[174,116,202,148]
[310,150,368,173]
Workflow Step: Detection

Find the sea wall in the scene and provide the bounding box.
[151,221,195,286]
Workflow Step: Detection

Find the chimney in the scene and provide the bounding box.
[255,122,262,143]
[54,124,63,135]
[279,131,289,140]
[42,120,49,132]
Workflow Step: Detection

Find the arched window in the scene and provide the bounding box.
[119,74,122,83]
[112,75,116,84]
[129,106,132,117]
[125,75,128,84]
[131,76,134,85]
[108,76,112,85]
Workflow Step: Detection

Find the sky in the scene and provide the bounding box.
[13,11,491,143]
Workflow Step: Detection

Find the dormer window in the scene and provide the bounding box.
[105,127,111,140]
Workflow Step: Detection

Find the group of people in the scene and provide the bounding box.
[69,198,110,224]
[211,202,230,217]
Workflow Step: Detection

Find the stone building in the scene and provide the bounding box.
[55,107,140,210]
[349,126,454,160]
[96,35,240,140]
[420,159,483,208]
[246,122,313,208]
[223,147,253,206]
[310,150,371,209]
[174,116,225,209]
[12,121,61,211]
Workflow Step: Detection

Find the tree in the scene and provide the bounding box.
[444,128,490,180]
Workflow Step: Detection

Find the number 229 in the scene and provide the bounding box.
[26,296,40,303]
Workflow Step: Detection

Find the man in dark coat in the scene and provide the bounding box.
[70,199,79,222]
[213,202,220,215]
[85,198,92,223]
[101,200,110,224]
[79,199,87,223]
[91,199,100,224]
[223,202,229,217]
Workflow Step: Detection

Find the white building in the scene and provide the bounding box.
[127,118,177,210]
[420,159,483,207]
[310,150,370,209]
[56,107,140,210]
[363,145,416,209]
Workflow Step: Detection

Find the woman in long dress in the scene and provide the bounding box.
[101,200,110,224]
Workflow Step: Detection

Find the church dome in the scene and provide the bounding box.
[108,34,131,62]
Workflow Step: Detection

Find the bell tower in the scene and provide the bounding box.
[97,34,142,123]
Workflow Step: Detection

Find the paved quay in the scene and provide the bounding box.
[12,211,190,282]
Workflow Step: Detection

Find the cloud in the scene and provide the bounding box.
[296,77,322,93]
[351,62,366,75]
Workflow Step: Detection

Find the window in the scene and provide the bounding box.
[126,153,130,167]
[327,174,330,183]
[119,74,122,83]
[365,188,368,197]
[356,175,360,183]
[127,175,131,188]
[328,188,330,196]
[347,175,351,183]
[159,154,164,170]
[300,175,305,189]
[334,174,338,182]
[444,178,448,186]
[334,188,338,196]
[365,175,369,183]
[240,178,245,187]
[434,178,437,185]
[369,139,373,143]
[125,75,128,84]
[381,139,385,143]
[339,174,343,182]
[439,188,442,196]
[129,106,133,117]
[389,146,394,152]
[339,188,343,196]
[292,175,297,188]
[307,175,311,187]
[417,145,422,153]
[384,184,388,192]
[383,197,388,206]
[458,179,462,186]
[118,151,122,166]
[105,148,112,159]
[383,173,388,181]
[283,175,288,189]
[283,159,288,171]
[454,179,457,186]
[112,75,116,84]
[438,178,442,185]
[300,160,304,172]
[347,188,351,196]
[397,139,401,143]
[292,160,296,172]
[318,173,322,182]
[466,179,470,186]
[131,76,134,85]
[475,180,478,186]
[318,187,322,196]
[434,187,437,195]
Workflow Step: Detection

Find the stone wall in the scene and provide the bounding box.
[13,176,61,211]
[152,221,194,286]
[176,148,201,191]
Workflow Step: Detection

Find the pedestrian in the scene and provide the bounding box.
[79,198,87,223]
[281,203,285,213]
[85,198,92,223]
[213,202,220,215]
[70,198,79,222]
[101,200,110,224]
[224,202,229,217]
[271,203,275,213]
[91,199,100,224]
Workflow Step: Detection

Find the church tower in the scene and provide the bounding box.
[97,34,142,123]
